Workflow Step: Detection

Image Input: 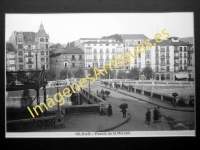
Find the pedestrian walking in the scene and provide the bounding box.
[153,107,158,123]
[102,95,106,101]
[173,97,176,108]
[157,107,161,122]
[145,109,151,125]
[107,104,113,116]
[121,107,127,118]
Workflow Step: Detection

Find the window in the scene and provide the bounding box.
[138,53,141,58]
[87,55,92,59]
[40,38,44,42]
[156,66,159,72]
[86,62,92,67]
[184,66,187,70]
[100,55,103,59]
[18,44,23,49]
[28,58,32,62]
[79,55,82,60]
[72,63,75,67]
[100,62,103,66]
[180,60,182,64]
[166,74,170,80]
[106,49,109,53]
[156,53,159,57]
[46,58,48,62]
[19,65,23,70]
[64,62,68,67]
[180,47,182,52]
[116,47,122,53]
[46,51,48,55]
[184,47,186,52]
[94,55,97,60]
[9,60,15,64]
[184,60,187,65]
[28,36,32,42]
[9,54,15,58]
[93,49,97,53]
[166,53,169,57]
[19,58,23,63]
[46,64,48,69]
[28,52,31,56]
[138,41,140,44]
[180,66,182,70]
[135,59,137,64]
[40,44,45,49]
[18,38,22,42]
[112,48,115,53]
[100,49,103,53]
[46,44,48,49]
[106,55,109,60]
[41,58,45,62]
[28,65,32,69]
[28,44,31,49]
[41,51,44,55]
[156,59,159,64]
[46,39,48,42]
[167,59,169,64]
[112,55,115,59]
[167,66,170,71]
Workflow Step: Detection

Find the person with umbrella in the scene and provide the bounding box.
[153,107,158,123]
[120,103,128,118]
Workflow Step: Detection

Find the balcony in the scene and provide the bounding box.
[99,59,104,62]
[188,50,193,53]
[160,55,165,58]
[26,54,34,57]
[79,58,83,61]
[71,65,76,68]
[19,61,24,63]
[174,63,179,66]
[174,50,179,53]
[93,52,97,55]
[71,58,76,61]
[160,63,165,66]
[174,56,179,59]
[26,61,33,64]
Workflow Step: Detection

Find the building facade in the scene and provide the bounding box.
[50,47,85,79]
[7,23,50,71]
[6,43,17,71]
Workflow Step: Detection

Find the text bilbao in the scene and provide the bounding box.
[27,29,170,118]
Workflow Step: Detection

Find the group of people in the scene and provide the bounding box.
[96,89,108,101]
[99,104,113,116]
[145,107,161,125]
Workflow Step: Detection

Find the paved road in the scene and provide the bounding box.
[90,82,194,131]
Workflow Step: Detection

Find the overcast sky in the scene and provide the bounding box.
[6,13,193,44]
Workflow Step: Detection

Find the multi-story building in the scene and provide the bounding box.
[6,43,17,71]
[150,37,193,80]
[50,47,85,78]
[8,23,50,71]
[82,35,124,75]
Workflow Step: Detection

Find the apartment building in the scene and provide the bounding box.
[50,47,85,78]
[6,43,17,71]
[8,23,50,71]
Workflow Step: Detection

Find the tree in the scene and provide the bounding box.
[88,67,95,77]
[117,70,127,79]
[45,70,56,81]
[127,67,140,80]
[60,69,68,79]
[101,70,115,79]
[73,69,85,78]
[141,66,153,80]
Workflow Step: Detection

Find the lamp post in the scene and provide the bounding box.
[35,49,40,105]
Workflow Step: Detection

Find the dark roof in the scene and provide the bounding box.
[150,39,192,46]
[80,38,99,40]
[101,34,123,42]
[83,41,123,44]
[6,43,16,52]
[120,34,149,40]
[180,37,193,44]
[23,32,36,42]
[62,47,84,54]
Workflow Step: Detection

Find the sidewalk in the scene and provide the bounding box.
[35,102,131,132]
[95,83,194,112]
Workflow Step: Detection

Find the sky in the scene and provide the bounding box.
[6,13,193,44]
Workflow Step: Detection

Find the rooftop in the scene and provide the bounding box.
[150,39,192,46]
[6,43,16,52]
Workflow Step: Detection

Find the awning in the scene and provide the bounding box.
[175,73,188,79]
